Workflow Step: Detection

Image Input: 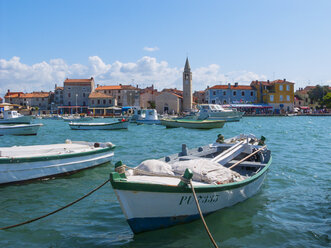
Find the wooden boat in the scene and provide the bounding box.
[69,120,129,130]
[160,118,225,129]
[110,134,271,234]
[0,123,43,136]
[0,110,32,124]
[0,140,115,185]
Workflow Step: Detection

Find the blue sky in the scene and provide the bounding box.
[1,0,330,95]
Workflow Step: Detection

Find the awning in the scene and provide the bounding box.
[300,106,310,110]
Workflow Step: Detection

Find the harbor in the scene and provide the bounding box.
[0,116,329,247]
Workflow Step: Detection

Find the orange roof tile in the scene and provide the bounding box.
[64,78,94,83]
[96,85,138,91]
[210,85,254,90]
[88,92,114,99]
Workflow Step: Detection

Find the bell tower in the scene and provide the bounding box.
[183,57,192,112]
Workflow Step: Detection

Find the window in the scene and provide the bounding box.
[270,95,274,102]
[97,100,100,104]
[223,100,227,104]
[92,100,94,104]
[118,90,120,93]
[109,99,112,104]
[104,90,107,94]
[250,91,253,96]
[223,91,226,96]
[213,91,216,96]
[286,85,290,91]
[280,95,283,101]
[233,91,237,96]
[286,95,290,101]
[118,96,121,100]
[279,85,283,91]
[241,91,245,96]
[68,93,71,97]
[68,101,71,106]
[103,99,106,104]
[83,93,85,97]
[83,101,86,106]
[42,98,44,101]
[211,100,215,104]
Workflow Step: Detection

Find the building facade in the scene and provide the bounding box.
[88,91,117,116]
[206,83,257,104]
[140,85,158,109]
[251,79,294,112]
[4,90,51,111]
[193,90,207,104]
[155,91,183,114]
[63,77,95,108]
[183,58,193,112]
[95,84,140,107]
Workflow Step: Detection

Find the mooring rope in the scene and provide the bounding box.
[189,179,219,248]
[0,179,110,230]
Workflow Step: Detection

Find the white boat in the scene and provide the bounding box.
[0,140,115,185]
[63,115,93,122]
[110,134,271,233]
[0,124,43,136]
[196,104,244,122]
[0,110,32,124]
[69,120,129,130]
[136,109,161,125]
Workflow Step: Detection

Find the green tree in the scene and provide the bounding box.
[308,85,330,103]
[321,92,331,108]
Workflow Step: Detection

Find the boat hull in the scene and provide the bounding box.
[136,120,161,125]
[160,119,225,129]
[0,148,114,185]
[0,116,32,124]
[0,124,42,136]
[69,121,129,130]
[110,159,271,234]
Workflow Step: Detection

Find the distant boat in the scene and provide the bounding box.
[63,115,93,122]
[196,104,244,122]
[160,118,225,129]
[0,110,32,124]
[69,120,129,130]
[0,123,43,136]
[0,140,116,185]
[136,109,161,125]
[110,134,271,234]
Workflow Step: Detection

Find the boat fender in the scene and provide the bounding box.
[115,161,126,176]
[94,142,100,148]
[165,156,171,162]
[258,136,266,146]
[65,139,72,144]
[178,168,193,187]
[181,144,188,156]
[198,147,203,152]
[216,134,224,143]
[105,142,114,148]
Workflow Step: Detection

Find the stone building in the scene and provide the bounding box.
[155,90,183,114]
[95,84,140,107]
[4,90,24,105]
[193,90,207,104]
[88,91,117,116]
[62,77,95,113]
[140,85,158,109]
[206,83,257,104]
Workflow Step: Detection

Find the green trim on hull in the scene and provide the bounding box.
[0,145,116,164]
[110,156,272,194]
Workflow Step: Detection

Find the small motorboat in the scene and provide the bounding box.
[136,109,161,125]
[160,118,225,129]
[0,123,43,136]
[110,134,271,234]
[196,104,244,122]
[0,110,32,124]
[69,120,129,130]
[0,140,116,185]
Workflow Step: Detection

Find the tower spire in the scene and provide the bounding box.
[184,57,190,71]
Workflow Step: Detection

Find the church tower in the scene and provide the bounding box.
[183,57,192,112]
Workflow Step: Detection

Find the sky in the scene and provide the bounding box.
[1,0,330,97]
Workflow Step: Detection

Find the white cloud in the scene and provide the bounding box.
[0,56,268,96]
[143,46,159,52]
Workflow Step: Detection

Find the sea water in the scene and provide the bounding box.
[0,116,330,247]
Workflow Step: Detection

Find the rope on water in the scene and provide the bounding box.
[189,179,219,248]
[0,179,110,230]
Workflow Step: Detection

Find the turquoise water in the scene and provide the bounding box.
[0,117,330,247]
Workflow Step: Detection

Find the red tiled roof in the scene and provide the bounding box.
[22,92,50,98]
[4,92,24,98]
[64,78,94,83]
[210,85,254,90]
[55,87,64,90]
[96,85,138,91]
[88,92,113,99]
[251,79,294,86]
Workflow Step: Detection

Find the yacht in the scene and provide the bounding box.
[197,104,244,122]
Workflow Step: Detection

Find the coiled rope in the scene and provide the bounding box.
[0,179,110,230]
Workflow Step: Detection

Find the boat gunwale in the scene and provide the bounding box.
[110,156,272,193]
[0,145,116,164]
[161,119,226,124]
[69,121,127,127]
